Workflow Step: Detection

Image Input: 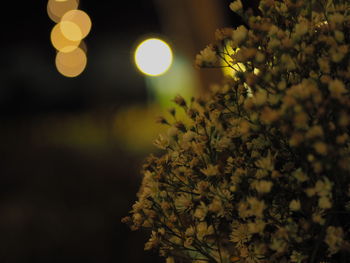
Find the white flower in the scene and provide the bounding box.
[325,226,344,255]
[290,250,307,263]
[255,151,274,171]
[153,134,169,149]
[144,231,159,250]
[213,136,231,152]
[247,197,266,218]
[289,199,301,211]
[328,79,347,99]
[229,0,243,12]
[174,193,193,212]
[253,180,273,194]
[232,26,248,45]
[194,202,208,220]
[182,131,196,142]
[208,197,224,215]
[201,164,219,176]
[247,220,266,234]
[281,53,296,70]
[185,226,195,237]
[196,222,214,241]
[230,223,251,246]
[315,177,333,197]
[318,196,332,209]
[195,45,217,67]
[293,20,309,39]
[312,211,325,225]
[293,169,309,182]
[268,38,280,50]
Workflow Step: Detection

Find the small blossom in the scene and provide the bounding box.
[253,180,273,194]
[173,95,187,107]
[153,134,169,150]
[325,226,344,255]
[196,222,214,241]
[194,202,208,221]
[289,199,301,211]
[290,251,307,263]
[318,196,332,209]
[232,26,248,45]
[167,126,179,138]
[230,223,251,246]
[195,45,217,67]
[229,0,243,12]
[328,79,347,99]
[201,164,219,176]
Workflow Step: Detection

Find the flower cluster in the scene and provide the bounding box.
[123,0,350,262]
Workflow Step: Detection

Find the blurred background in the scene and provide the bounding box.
[0,0,251,262]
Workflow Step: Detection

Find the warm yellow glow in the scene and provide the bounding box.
[60,21,83,41]
[61,10,92,39]
[51,23,81,52]
[47,0,79,23]
[134,38,173,76]
[221,44,246,78]
[55,47,87,77]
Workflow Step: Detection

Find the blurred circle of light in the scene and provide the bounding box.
[55,47,87,77]
[61,10,92,40]
[60,20,83,41]
[134,38,173,76]
[47,0,79,23]
[51,23,81,52]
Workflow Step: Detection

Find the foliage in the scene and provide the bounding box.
[123,0,350,262]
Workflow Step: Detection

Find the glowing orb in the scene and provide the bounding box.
[47,0,79,23]
[51,23,81,52]
[60,20,83,41]
[55,47,87,77]
[134,38,173,76]
[61,10,92,40]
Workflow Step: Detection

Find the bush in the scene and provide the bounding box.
[123,1,350,262]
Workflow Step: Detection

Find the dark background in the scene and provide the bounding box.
[0,1,253,262]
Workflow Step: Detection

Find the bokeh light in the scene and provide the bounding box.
[59,20,83,41]
[221,45,246,78]
[48,0,91,77]
[61,10,92,40]
[55,47,87,77]
[134,38,173,76]
[51,23,81,52]
[47,0,79,23]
